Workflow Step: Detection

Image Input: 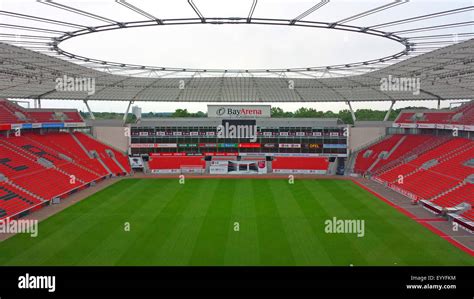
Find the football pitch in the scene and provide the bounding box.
[0,178,472,266]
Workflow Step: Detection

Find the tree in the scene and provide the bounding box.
[172,109,191,117]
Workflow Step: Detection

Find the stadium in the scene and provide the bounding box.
[0,0,473,276]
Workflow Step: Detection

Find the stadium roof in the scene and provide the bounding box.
[0,38,472,102]
[0,1,472,105]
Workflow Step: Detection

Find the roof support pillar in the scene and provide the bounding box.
[346,101,356,123]
[384,100,396,121]
[123,100,134,124]
[83,100,95,120]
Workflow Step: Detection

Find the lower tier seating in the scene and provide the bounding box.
[0,183,44,219]
[374,137,474,203]
[74,132,129,175]
[272,157,329,171]
[461,209,474,222]
[0,131,131,219]
[148,156,205,170]
[432,184,474,208]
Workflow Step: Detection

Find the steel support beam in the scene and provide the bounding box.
[123,100,134,123]
[346,101,356,123]
[83,100,95,120]
[384,100,396,121]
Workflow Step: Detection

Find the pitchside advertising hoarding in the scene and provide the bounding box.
[208,105,271,118]
[393,122,474,131]
[209,160,267,174]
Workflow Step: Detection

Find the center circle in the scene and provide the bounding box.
[58,22,406,72]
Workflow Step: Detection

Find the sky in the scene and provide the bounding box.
[1,0,473,113]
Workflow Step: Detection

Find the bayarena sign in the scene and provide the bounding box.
[208,105,271,118]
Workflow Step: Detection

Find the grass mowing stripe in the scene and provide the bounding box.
[270,180,333,265]
[153,179,217,265]
[189,180,235,265]
[223,179,260,265]
[252,179,295,265]
[296,180,369,265]
[76,179,183,265]
[114,180,200,265]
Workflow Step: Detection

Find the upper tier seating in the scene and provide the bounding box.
[0,99,83,125]
[394,100,474,125]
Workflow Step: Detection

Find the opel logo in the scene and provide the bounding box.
[216,107,226,116]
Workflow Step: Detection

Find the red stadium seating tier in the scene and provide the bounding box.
[73,132,130,175]
[25,133,109,176]
[0,99,84,125]
[372,135,439,173]
[0,100,32,124]
[0,183,44,220]
[28,111,83,123]
[376,137,473,182]
[353,134,404,174]
[0,139,83,200]
[432,184,474,208]
[394,101,474,125]
[373,137,474,202]
[2,135,103,183]
[461,209,474,222]
[0,141,45,178]
[393,170,460,200]
[272,157,329,170]
[148,156,205,170]
[0,131,133,218]
[14,168,83,200]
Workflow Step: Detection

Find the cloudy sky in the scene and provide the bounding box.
[1,0,473,113]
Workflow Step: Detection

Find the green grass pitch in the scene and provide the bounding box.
[0,178,472,266]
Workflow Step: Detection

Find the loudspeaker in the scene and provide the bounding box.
[329,157,336,162]
[266,156,273,161]
[204,156,212,161]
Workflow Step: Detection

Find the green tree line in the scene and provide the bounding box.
[81,106,428,124]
